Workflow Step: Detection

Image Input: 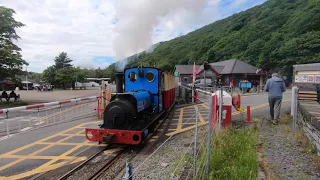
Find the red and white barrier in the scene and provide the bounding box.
[0,96,98,115]
[196,88,214,96]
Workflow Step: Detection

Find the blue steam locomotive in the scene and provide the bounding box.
[86,67,175,145]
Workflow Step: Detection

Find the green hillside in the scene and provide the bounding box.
[126,0,320,79]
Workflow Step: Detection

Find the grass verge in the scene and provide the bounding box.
[196,128,258,180]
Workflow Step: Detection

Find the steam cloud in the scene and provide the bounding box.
[113,0,215,69]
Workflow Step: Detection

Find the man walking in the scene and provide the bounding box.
[264,73,286,125]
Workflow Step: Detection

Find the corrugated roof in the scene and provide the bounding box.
[197,65,223,75]
[210,59,260,74]
[293,63,320,72]
[175,65,200,75]
[175,59,262,75]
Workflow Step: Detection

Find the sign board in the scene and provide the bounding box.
[295,74,320,84]
[315,75,320,83]
[295,75,303,83]
[174,72,179,77]
[307,75,315,83]
[302,75,308,83]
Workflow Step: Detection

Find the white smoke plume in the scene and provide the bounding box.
[113,0,218,62]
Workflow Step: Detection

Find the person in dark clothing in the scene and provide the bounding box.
[9,91,18,101]
[1,91,9,102]
[264,73,286,125]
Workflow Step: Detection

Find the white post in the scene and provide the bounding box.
[192,86,195,103]
[206,95,213,175]
[292,86,298,132]
[18,116,21,133]
[291,86,296,116]
[218,88,223,129]
[6,119,9,137]
[193,106,199,180]
[26,66,29,91]
[29,114,32,127]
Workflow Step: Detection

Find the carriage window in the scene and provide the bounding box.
[146,72,155,82]
[129,72,137,82]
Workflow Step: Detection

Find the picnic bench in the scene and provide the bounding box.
[0,91,20,102]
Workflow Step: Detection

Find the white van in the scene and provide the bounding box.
[188,79,212,88]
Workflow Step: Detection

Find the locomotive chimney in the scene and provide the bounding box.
[115,73,124,93]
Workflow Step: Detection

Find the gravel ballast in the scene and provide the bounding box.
[259,116,320,180]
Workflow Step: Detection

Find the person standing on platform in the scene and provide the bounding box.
[264,73,286,125]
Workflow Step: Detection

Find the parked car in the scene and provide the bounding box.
[188,79,212,89]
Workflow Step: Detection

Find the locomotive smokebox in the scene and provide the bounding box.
[115,73,124,93]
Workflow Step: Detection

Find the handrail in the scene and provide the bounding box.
[0,96,99,115]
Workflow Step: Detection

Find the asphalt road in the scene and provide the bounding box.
[0,116,101,179]
[0,85,116,139]
[0,101,97,139]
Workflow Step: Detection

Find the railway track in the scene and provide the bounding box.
[31,102,176,180]
[88,150,124,180]
[57,145,125,180]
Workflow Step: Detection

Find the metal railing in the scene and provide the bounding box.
[0,96,99,139]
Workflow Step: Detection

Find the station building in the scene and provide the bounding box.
[175,59,266,88]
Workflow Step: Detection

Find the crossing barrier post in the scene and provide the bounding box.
[245,106,252,123]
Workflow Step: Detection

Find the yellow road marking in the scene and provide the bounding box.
[201,104,209,109]
[0,129,85,172]
[0,121,101,179]
[5,157,86,180]
[37,142,97,146]
[1,155,79,160]
[166,122,208,136]
[151,136,158,139]
[177,108,184,130]
[166,101,289,136]
[195,106,206,123]
[39,142,86,171]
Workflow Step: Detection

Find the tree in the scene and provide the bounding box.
[30,72,42,82]
[54,52,73,69]
[56,67,86,89]
[95,68,104,78]
[0,6,28,80]
[104,64,117,81]
[42,66,56,84]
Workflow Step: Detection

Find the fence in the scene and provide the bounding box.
[122,87,222,180]
[293,86,320,156]
[0,96,99,139]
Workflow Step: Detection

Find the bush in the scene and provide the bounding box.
[197,128,258,180]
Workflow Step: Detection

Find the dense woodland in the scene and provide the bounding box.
[125,0,320,81]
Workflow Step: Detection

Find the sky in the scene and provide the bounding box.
[0,0,266,73]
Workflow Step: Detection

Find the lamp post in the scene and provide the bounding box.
[203,61,209,90]
[25,65,28,91]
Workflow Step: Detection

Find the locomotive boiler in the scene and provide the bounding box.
[85,67,175,145]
